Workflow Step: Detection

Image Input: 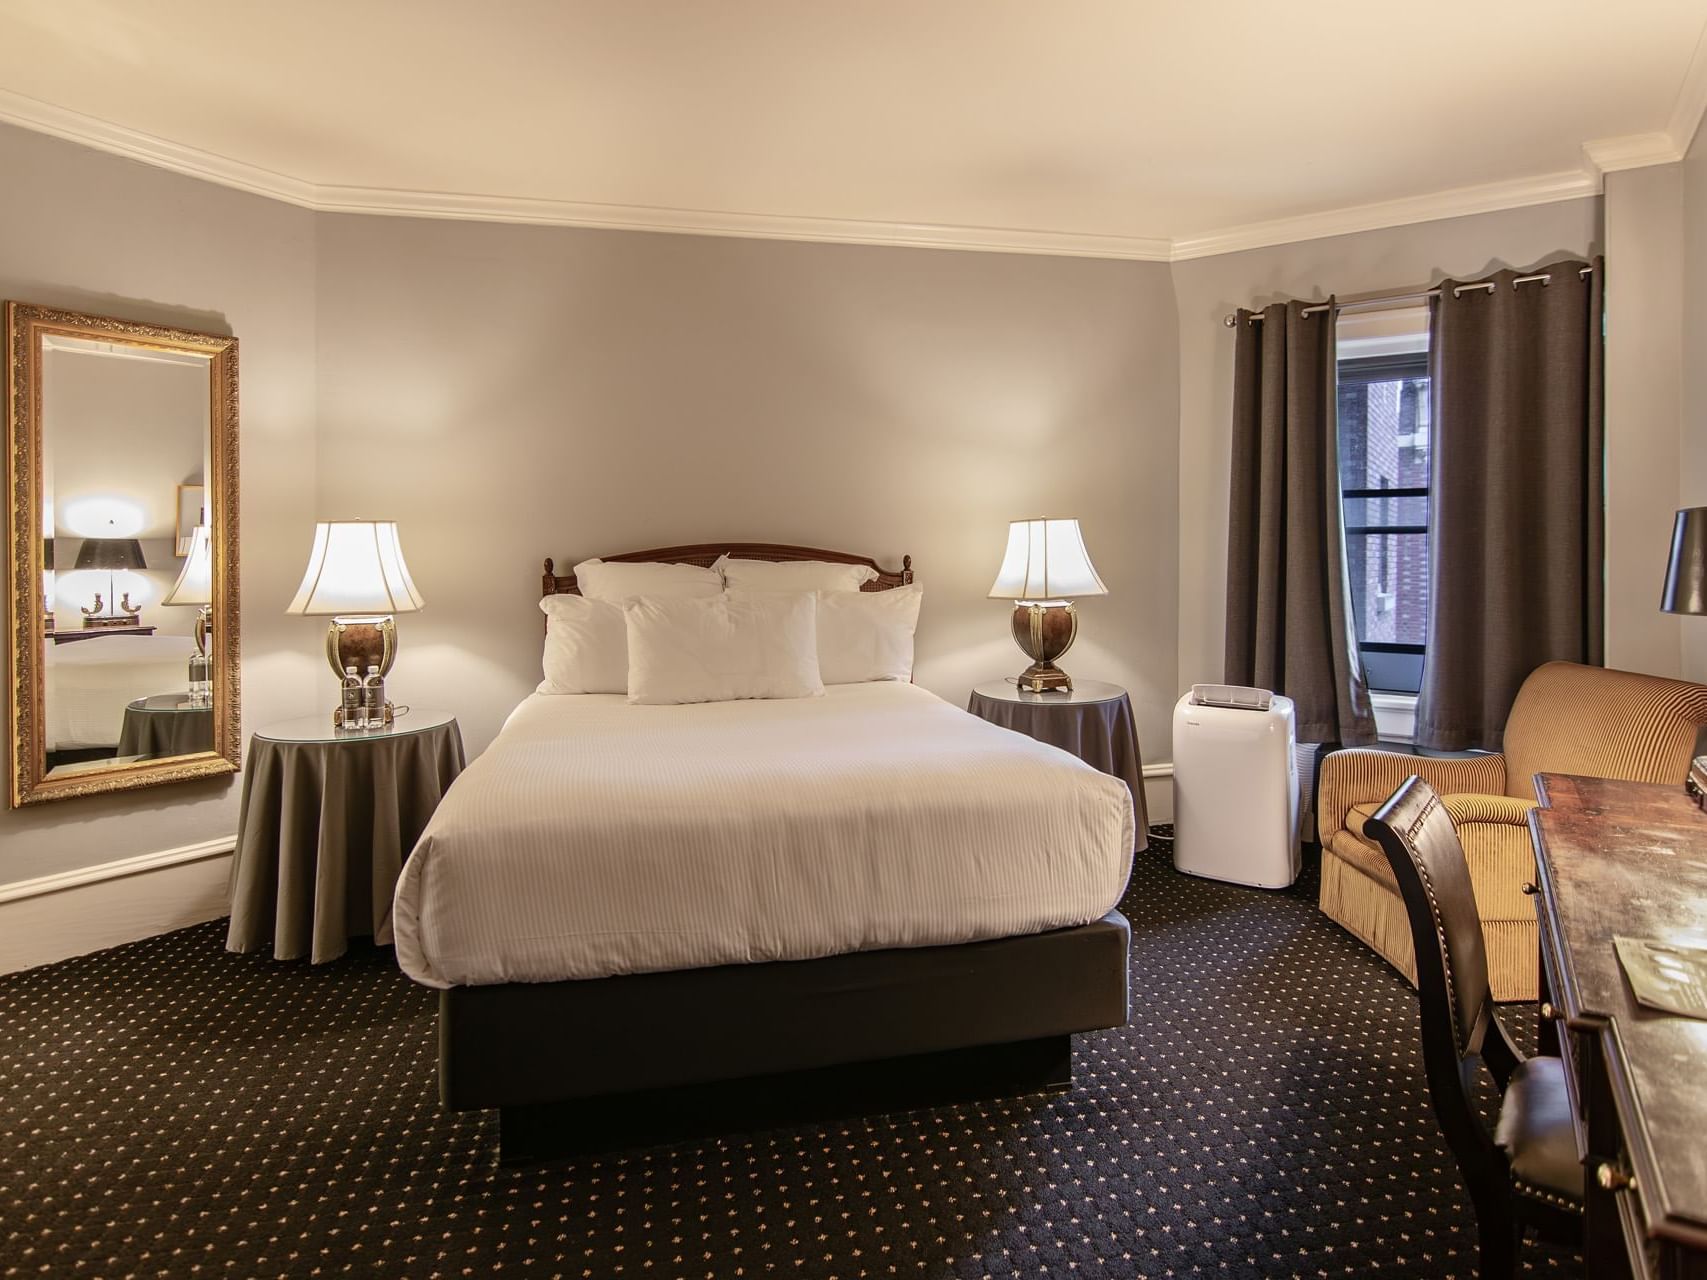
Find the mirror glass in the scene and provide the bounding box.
[8,303,239,806]
[41,336,214,776]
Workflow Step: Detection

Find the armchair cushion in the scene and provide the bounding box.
[1333,792,1536,919]
[1317,747,1508,847]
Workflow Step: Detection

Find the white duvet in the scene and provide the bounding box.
[393,682,1134,988]
[45,634,195,750]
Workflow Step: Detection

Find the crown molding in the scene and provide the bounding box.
[0,86,1173,261]
[1580,16,1707,176]
[308,182,1176,260]
[1582,131,1684,174]
[1168,167,1599,262]
[0,86,317,206]
[0,81,1677,268]
[1669,13,1707,156]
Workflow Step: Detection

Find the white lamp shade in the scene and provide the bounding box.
[162,524,214,606]
[988,518,1108,600]
[286,521,424,616]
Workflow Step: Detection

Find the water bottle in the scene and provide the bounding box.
[363,665,386,729]
[341,666,364,729]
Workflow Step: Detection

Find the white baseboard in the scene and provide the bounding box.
[0,837,234,975]
[1143,761,1173,826]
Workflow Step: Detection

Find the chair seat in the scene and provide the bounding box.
[1340,792,1539,921]
[1494,1056,1582,1208]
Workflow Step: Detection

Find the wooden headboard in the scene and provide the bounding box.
[542,542,914,598]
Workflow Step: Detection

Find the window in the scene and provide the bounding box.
[1338,348,1430,694]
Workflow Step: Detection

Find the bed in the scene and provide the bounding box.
[44,633,195,751]
[396,543,1135,1159]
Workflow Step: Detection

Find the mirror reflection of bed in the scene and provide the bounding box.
[43,633,210,772]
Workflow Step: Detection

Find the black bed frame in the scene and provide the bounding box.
[436,544,1135,1162]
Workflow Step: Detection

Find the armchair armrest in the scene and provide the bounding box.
[1440,793,1535,827]
[1317,748,1508,845]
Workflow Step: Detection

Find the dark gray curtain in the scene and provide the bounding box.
[1415,259,1605,751]
[1225,299,1377,746]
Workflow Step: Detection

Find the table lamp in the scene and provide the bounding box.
[1662,507,1707,615]
[286,520,423,708]
[73,537,147,627]
[988,517,1107,693]
[163,524,215,703]
[42,537,54,631]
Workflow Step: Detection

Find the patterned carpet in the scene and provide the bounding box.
[0,829,1579,1280]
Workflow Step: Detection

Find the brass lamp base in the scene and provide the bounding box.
[324,614,397,679]
[1010,600,1077,694]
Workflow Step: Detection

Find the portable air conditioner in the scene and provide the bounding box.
[1171,685,1301,889]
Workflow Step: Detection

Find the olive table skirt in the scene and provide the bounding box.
[227,722,466,963]
[117,702,214,759]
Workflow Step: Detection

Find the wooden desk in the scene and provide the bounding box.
[1530,773,1707,1279]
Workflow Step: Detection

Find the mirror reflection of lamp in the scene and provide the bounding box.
[42,538,55,632]
[72,537,148,627]
[163,525,214,705]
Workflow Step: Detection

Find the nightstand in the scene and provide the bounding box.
[118,692,214,759]
[226,710,466,963]
[968,679,1149,850]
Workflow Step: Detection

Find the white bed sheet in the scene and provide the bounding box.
[394,682,1134,988]
[44,635,195,750]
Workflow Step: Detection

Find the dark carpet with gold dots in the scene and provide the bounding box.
[1,829,1579,1280]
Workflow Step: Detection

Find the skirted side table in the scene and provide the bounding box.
[227,710,466,963]
[968,679,1149,850]
[118,692,215,759]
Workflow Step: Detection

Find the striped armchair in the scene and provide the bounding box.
[1317,662,1707,1000]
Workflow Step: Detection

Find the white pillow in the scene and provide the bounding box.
[714,554,878,593]
[815,584,923,684]
[573,557,723,603]
[538,595,628,694]
[625,592,824,705]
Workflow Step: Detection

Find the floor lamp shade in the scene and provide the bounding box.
[287,521,423,685]
[1662,507,1707,615]
[987,519,1107,694]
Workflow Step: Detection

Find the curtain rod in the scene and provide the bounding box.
[1221,265,1595,327]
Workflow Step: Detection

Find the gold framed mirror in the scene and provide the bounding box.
[6,302,240,806]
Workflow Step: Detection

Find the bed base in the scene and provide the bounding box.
[442,911,1130,1162]
[499,1034,1071,1163]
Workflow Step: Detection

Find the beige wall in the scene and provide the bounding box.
[1602,164,1684,676]
[0,111,1688,899]
[1171,199,1605,698]
[311,216,1181,760]
[1682,120,1707,680]
[0,122,320,884]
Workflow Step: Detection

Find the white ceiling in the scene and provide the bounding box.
[0,0,1704,260]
